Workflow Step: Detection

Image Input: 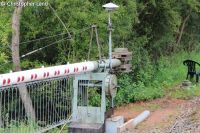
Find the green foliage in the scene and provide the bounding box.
[115,51,200,105]
[0,120,38,132]
[115,74,164,106]
[1,0,200,110]
[88,89,101,107]
[169,86,200,100]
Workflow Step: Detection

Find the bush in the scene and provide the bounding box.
[115,50,200,106]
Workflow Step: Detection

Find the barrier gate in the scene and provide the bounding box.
[0,48,132,133]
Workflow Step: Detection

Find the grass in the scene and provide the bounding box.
[0,121,69,133]
[155,51,200,100]
[0,121,37,133]
[115,50,200,105]
[169,85,200,99]
[131,103,161,112]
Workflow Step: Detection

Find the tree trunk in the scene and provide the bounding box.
[175,10,191,49]
[11,0,36,121]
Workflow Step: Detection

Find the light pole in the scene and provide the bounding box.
[103,2,119,71]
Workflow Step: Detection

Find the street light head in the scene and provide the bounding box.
[103,2,119,11]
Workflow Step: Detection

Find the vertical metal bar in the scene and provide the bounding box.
[72,76,78,121]
[69,77,71,117]
[38,82,41,125]
[15,87,17,132]
[101,79,106,123]
[46,81,48,124]
[50,80,52,124]
[53,79,55,123]
[28,84,31,133]
[21,86,24,133]
[55,79,58,123]
[5,88,7,131]
[43,81,45,125]
[56,79,58,123]
[67,78,69,119]
[84,80,86,106]
[67,77,70,119]
[79,80,80,106]
[11,86,13,133]
[58,79,60,123]
[70,77,72,117]
[59,78,62,122]
[8,88,10,133]
[0,88,3,129]
[66,78,68,119]
[18,87,19,133]
[81,80,83,106]
[60,77,64,120]
[84,79,85,106]
[50,80,52,125]
[3,89,5,129]
[61,78,64,121]
[81,80,82,106]
[47,81,49,125]
[58,79,60,122]
[15,87,17,126]
[86,80,90,107]
[32,84,35,124]
[35,83,38,129]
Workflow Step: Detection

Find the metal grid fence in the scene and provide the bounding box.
[0,76,73,133]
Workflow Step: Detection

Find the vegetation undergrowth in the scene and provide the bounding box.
[0,120,37,133]
[115,50,200,106]
[169,85,200,100]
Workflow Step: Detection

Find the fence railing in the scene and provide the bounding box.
[0,76,73,133]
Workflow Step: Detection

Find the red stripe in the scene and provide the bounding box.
[47,72,49,77]
[21,76,25,81]
[17,77,20,82]
[3,79,6,85]
[7,78,11,84]
[43,72,46,78]
[31,74,34,80]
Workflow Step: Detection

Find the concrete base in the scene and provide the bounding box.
[105,116,124,133]
[68,122,104,133]
[182,80,192,87]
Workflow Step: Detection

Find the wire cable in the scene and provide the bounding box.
[0,26,92,68]
[48,4,72,39]
[20,32,71,45]
[0,32,71,51]
[1,37,70,67]
[21,37,70,58]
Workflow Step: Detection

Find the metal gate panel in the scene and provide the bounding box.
[0,76,73,133]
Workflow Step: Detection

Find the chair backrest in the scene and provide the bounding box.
[183,60,200,72]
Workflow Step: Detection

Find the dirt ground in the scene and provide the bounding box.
[114,97,193,133]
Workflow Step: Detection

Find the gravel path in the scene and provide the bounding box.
[132,97,200,133]
[167,97,200,133]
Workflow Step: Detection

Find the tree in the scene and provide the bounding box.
[11,0,36,121]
